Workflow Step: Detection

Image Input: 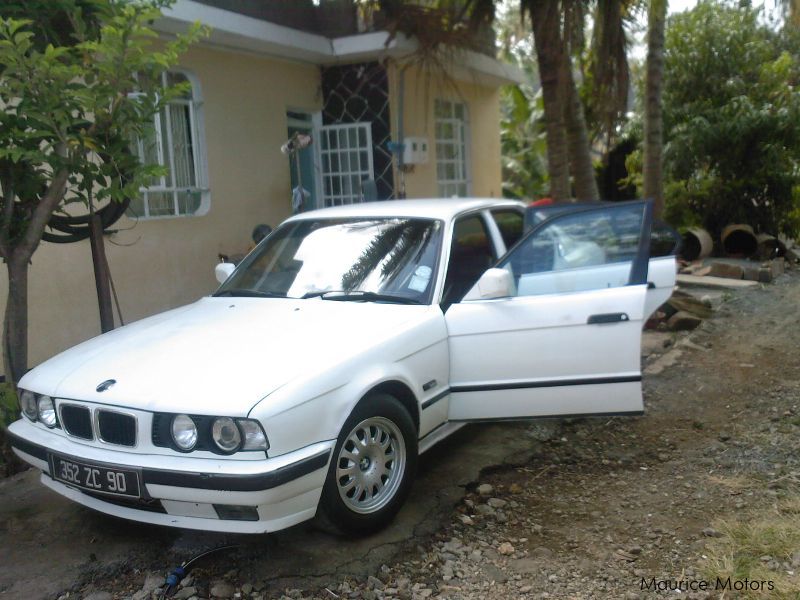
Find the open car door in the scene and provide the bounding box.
[445,200,654,421]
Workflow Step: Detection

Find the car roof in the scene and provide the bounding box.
[285,198,526,222]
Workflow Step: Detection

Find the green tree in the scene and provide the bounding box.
[0,0,205,385]
[500,83,549,199]
[661,0,800,236]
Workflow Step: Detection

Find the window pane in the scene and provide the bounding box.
[127,195,146,219]
[178,190,202,215]
[169,103,196,188]
[167,71,189,88]
[438,122,454,140]
[435,100,468,198]
[435,99,451,119]
[502,204,645,297]
[442,215,495,305]
[320,124,374,207]
[147,192,175,216]
[135,70,207,218]
[491,210,524,248]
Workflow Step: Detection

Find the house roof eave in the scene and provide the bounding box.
[330,32,526,86]
[156,0,333,63]
[157,0,525,86]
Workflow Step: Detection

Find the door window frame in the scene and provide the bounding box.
[495,199,655,292]
[438,210,503,308]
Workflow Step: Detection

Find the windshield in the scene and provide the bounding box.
[216,217,444,304]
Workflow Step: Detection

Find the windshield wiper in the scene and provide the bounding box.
[304,290,422,304]
[214,289,286,298]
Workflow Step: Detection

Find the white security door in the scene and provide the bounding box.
[319,123,374,207]
[445,200,654,421]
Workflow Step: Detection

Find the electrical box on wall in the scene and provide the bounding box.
[402,137,429,165]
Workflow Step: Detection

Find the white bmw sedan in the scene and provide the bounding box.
[8,198,676,534]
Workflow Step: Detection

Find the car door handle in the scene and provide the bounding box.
[587,312,629,324]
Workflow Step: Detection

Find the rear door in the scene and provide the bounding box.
[445,200,654,421]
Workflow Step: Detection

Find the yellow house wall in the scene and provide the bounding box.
[387,64,503,200]
[0,46,322,374]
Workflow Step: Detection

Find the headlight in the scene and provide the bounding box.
[238,419,269,451]
[211,417,241,453]
[171,414,198,451]
[37,395,57,428]
[19,390,38,421]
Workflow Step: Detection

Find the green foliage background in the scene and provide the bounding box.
[661,0,800,236]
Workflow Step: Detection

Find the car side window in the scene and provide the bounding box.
[490,209,524,249]
[442,215,496,306]
[500,203,646,297]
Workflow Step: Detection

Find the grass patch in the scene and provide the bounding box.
[702,498,800,598]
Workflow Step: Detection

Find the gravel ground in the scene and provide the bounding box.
[51,269,800,600]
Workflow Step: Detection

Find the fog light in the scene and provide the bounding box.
[37,395,57,428]
[171,414,198,451]
[213,504,259,521]
[19,390,38,421]
[211,417,241,453]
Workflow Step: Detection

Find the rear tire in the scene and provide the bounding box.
[317,393,417,535]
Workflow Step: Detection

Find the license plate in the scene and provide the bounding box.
[49,453,140,498]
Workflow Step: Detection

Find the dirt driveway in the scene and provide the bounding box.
[1,271,799,600]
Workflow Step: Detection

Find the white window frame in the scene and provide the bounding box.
[435,99,471,198]
[135,69,210,219]
[319,122,375,207]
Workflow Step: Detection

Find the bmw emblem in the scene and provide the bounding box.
[96,379,116,393]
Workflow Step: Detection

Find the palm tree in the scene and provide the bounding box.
[523,0,572,201]
[564,70,599,201]
[643,0,667,217]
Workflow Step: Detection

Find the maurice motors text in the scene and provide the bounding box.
[640,577,775,592]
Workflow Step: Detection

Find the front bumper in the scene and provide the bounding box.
[8,419,333,533]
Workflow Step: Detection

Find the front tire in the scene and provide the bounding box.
[318,393,417,535]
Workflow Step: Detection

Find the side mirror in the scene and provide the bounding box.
[462,268,515,301]
[215,262,235,284]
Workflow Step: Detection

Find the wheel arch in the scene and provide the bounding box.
[362,380,420,435]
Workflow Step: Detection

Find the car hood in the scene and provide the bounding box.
[20,297,430,416]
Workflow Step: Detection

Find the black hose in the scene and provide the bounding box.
[157,544,240,599]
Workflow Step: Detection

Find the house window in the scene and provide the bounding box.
[130,71,209,219]
[435,99,470,198]
[320,122,374,207]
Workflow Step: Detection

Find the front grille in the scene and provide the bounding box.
[61,404,93,440]
[97,410,136,446]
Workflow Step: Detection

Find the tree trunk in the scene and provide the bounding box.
[529,0,571,202]
[643,0,667,217]
[89,215,115,333]
[563,61,600,202]
[3,255,29,386]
